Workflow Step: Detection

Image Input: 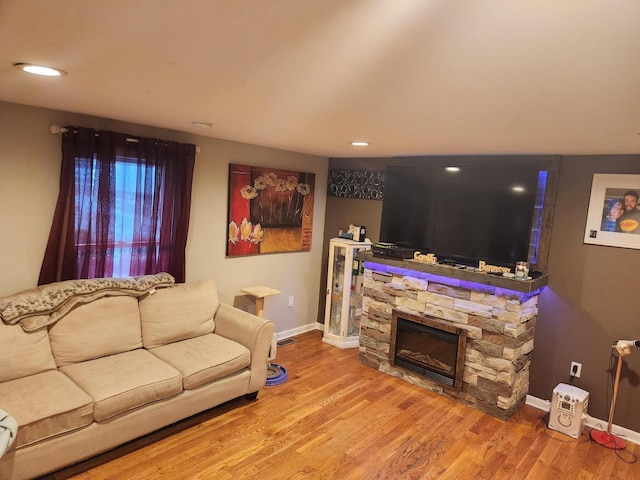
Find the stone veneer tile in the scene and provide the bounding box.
[359,355,379,370]
[427,283,471,300]
[467,315,505,334]
[496,371,517,387]
[365,309,392,324]
[459,281,496,295]
[463,371,478,385]
[383,281,418,299]
[469,338,504,358]
[371,271,392,282]
[502,347,520,362]
[360,319,391,337]
[401,276,429,291]
[403,373,445,395]
[514,355,531,372]
[499,400,526,419]
[418,291,455,309]
[359,334,379,350]
[461,324,482,339]
[364,295,394,313]
[504,318,537,338]
[453,299,493,318]
[470,291,508,309]
[521,338,535,355]
[465,384,498,405]
[467,364,498,382]
[363,287,394,305]
[482,331,526,349]
[395,296,427,313]
[491,309,521,323]
[520,307,539,322]
[423,304,469,324]
[477,376,513,397]
[483,357,515,375]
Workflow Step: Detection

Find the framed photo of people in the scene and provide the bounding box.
[584,173,640,249]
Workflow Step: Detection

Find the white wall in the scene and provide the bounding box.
[0,101,328,335]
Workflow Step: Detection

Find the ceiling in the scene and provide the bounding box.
[1,0,639,158]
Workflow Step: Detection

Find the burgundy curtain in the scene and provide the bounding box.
[39,127,195,284]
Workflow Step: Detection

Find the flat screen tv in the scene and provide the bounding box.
[379,160,548,269]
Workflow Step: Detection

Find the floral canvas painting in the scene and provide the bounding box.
[227,164,315,256]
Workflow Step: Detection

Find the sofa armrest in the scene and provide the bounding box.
[214,304,275,393]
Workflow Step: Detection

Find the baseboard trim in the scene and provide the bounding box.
[526,394,640,446]
[275,322,323,341]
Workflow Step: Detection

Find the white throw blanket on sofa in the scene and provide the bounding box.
[0,409,17,458]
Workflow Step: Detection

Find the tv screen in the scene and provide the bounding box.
[379,162,545,268]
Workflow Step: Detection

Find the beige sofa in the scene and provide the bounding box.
[0,276,274,480]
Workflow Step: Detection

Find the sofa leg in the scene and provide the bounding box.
[245,391,259,401]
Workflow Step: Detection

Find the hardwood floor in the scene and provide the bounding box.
[45,330,639,480]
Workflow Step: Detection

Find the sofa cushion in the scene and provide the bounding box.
[0,322,57,382]
[139,280,219,349]
[59,349,182,421]
[48,296,143,367]
[149,333,251,390]
[0,370,93,448]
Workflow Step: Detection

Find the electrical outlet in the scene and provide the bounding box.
[570,361,582,378]
[288,296,294,308]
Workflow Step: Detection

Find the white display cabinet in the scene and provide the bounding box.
[323,237,372,348]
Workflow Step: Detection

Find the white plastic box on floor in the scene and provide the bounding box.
[548,383,589,438]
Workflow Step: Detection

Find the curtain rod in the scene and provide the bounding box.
[50,124,200,153]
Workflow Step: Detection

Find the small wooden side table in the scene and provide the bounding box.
[240,286,281,318]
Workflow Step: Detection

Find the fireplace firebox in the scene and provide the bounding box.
[390,310,466,388]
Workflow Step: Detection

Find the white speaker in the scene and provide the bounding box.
[548,383,589,438]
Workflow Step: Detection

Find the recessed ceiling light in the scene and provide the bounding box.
[445,166,460,172]
[14,63,67,76]
[350,141,369,146]
[512,186,525,193]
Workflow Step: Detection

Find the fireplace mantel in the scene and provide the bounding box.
[359,252,548,294]
[357,253,546,420]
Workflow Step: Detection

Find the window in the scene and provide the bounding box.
[39,127,195,284]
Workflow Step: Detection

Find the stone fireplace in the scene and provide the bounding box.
[358,253,546,420]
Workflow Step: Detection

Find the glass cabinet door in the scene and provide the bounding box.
[327,246,346,336]
[346,251,365,338]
